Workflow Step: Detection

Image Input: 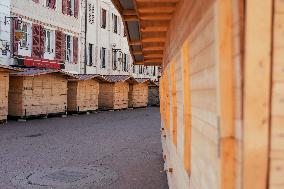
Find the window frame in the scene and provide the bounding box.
[101,47,106,68]
[101,8,107,29]
[65,34,73,63]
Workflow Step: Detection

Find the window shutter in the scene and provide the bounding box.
[51,0,56,9]
[74,0,79,18]
[12,19,19,55]
[32,24,42,58]
[73,36,78,64]
[55,30,64,61]
[62,0,67,14]
[39,25,45,58]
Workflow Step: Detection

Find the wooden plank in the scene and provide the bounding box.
[171,60,177,146]
[243,0,273,189]
[215,1,235,189]
[182,39,191,174]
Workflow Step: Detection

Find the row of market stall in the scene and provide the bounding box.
[0,65,159,123]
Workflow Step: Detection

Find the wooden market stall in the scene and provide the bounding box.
[0,65,18,123]
[8,68,75,119]
[128,78,149,108]
[113,0,284,189]
[67,74,102,113]
[98,75,130,110]
[148,81,159,107]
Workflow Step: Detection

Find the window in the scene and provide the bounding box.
[19,22,29,48]
[65,35,72,62]
[100,47,106,68]
[89,43,93,66]
[88,4,95,24]
[133,65,136,73]
[112,14,118,33]
[46,0,56,9]
[44,29,52,53]
[101,9,107,29]
[153,66,156,76]
[112,50,117,70]
[139,65,143,74]
[123,53,128,72]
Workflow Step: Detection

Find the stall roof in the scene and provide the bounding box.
[10,68,76,79]
[111,0,180,66]
[135,78,150,84]
[71,74,105,82]
[0,64,21,72]
[102,75,132,83]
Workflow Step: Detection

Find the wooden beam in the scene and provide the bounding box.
[142,37,166,43]
[144,54,164,58]
[141,26,168,32]
[243,0,273,189]
[138,6,176,14]
[129,40,142,46]
[144,58,162,63]
[216,1,235,189]
[143,46,164,51]
[124,15,139,21]
[140,14,172,21]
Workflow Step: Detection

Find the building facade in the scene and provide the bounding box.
[0,0,160,80]
[81,0,159,80]
[10,0,81,73]
[0,0,12,66]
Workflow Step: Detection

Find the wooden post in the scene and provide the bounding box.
[170,60,177,146]
[216,0,235,188]
[182,39,191,174]
[243,0,273,189]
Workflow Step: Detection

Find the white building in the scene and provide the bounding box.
[81,0,159,80]
[10,0,81,73]
[0,0,12,66]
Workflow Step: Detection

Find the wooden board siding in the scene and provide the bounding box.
[160,0,240,189]
[128,83,149,108]
[269,0,284,188]
[8,74,68,117]
[0,71,9,122]
[67,79,99,112]
[98,82,129,110]
[148,85,159,106]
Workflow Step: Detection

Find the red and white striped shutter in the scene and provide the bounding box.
[39,26,45,58]
[51,0,56,9]
[73,36,78,64]
[62,0,68,14]
[32,24,41,58]
[12,19,19,55]
[55,30,63,61]
[74,0,79,18]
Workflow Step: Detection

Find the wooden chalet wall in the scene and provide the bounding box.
[0,69,10,122]
[148,85,159,106]
[160,0,243,188]
[98,82,129,110]
[67,79,99,112]
[269,1,284,188]
[128,82,149,108]
[9,74,68,117]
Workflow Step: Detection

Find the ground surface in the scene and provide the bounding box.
[0,107,167,189]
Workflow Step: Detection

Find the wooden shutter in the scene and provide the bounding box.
[32,24,43,58]
[73,36,78,64]
[55,30,65,61]
[51,0,56,9]
[62,0,68,14]
[39,25,45,58]
[12,19,20,55]
[74,0,79,18]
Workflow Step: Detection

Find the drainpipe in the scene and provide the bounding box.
[84,0,88,74]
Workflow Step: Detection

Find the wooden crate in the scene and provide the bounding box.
[8,69,73,117]
[128,80,149,108]
[67,76,100,112]
[98,81,129,110]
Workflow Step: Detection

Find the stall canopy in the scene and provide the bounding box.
[111,0,180,66]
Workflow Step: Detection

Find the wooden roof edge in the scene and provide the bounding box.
[0,64,21,72]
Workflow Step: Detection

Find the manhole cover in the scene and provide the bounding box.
[11,166,119,189]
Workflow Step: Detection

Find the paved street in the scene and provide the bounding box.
[0,107,167,189]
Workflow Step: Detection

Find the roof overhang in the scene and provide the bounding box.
[112,0,180,66]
